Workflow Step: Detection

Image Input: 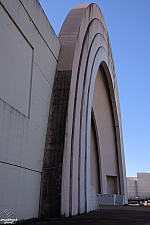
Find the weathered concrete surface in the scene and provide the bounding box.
[0,0,60,221]
[19,206,150,225]
[39,71,71,218]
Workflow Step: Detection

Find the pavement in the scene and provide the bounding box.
[19,205,150,225]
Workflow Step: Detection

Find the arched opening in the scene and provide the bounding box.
[90,112,101,209]
[90,64,120,200]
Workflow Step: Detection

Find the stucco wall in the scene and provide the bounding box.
[92,67,119,194]
[0,0,60,221]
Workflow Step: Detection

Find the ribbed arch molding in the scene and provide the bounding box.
[39,3,127,219]
[61,5,113,217]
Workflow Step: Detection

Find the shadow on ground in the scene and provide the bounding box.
[19,205,150,225]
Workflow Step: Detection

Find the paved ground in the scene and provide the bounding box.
[19,205,150,225]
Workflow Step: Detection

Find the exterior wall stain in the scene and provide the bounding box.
[39,70,71,218]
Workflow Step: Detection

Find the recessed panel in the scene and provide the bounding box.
[0,5,33,117]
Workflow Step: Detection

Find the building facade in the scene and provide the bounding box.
[0,0,127,221]
[127,173,150,200]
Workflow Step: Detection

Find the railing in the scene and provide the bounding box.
[97,194,124,206]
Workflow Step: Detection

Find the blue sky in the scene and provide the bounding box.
[39,0,150,177]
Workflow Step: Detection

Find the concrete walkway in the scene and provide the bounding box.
[19,206,150,225]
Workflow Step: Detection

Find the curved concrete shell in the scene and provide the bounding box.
[39,3,127,218]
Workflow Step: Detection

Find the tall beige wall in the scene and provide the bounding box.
[0,0,60,221]
[92,67,119,194]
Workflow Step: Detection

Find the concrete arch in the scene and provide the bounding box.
[39,3,127,218]
[91,108,102,194]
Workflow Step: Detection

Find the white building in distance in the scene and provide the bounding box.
[127,173,150,200]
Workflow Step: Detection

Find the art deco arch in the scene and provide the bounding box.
[39,3,127,218]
